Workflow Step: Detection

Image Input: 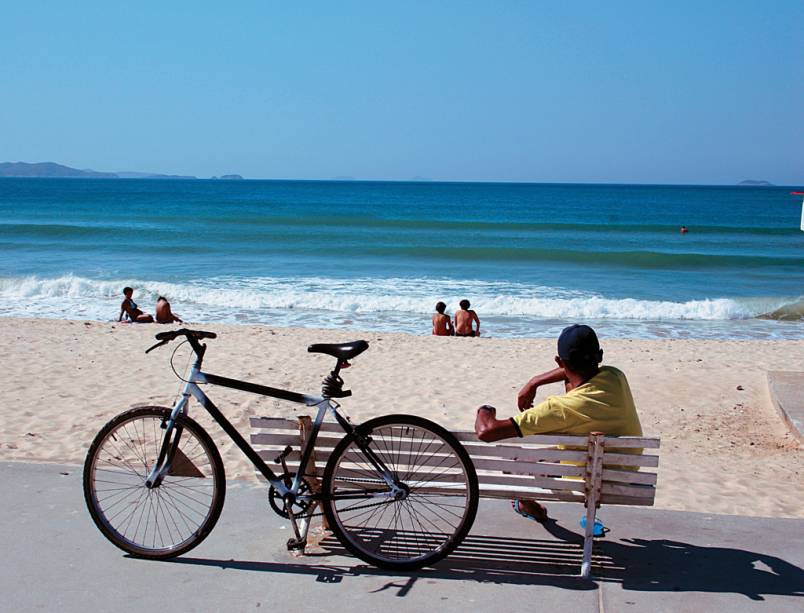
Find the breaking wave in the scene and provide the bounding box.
[1,274,801,322]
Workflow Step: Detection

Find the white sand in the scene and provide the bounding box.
[1,317,802,518]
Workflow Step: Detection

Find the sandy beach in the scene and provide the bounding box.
[0,317,801,518]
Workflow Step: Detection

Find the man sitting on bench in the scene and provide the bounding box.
[473,324,643,522]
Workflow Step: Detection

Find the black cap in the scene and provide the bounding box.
[557,324,601,369]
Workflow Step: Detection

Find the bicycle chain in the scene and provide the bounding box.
[290,475,397,520]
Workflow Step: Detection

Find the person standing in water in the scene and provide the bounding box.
[454,299,480,337]
[432,301,454,336]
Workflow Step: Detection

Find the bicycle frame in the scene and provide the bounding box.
[145,343,401,508]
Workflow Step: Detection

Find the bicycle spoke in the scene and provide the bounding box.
[87,409,222,557]
[326,418,476,567]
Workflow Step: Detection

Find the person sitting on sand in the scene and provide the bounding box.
[432,301,454,336]
[155,296,183,324]
[119,287,154,323]
[473,324,642,524]
[454,299,480,337]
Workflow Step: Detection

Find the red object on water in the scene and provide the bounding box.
[792,192,804,195]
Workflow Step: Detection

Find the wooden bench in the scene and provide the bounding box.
[250,416,660,578]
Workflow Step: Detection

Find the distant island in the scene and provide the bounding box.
[737,179,774,186]
[0,162,118,178]
[0,161,244,180]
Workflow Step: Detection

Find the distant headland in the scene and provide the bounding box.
[0,162,243,180]
[737,179,774,186]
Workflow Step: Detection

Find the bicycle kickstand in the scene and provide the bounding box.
[276,448,310,553]
[285,502,310,553]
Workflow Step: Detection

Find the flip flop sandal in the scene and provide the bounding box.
[511,499,548,523]
[579,516,609,537]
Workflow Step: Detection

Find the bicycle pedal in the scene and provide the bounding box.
[273,445,293,465]
[286,537,306,552]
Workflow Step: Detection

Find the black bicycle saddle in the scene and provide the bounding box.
[307,340,369,361]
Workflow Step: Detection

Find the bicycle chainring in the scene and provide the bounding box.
[268,474,314,519]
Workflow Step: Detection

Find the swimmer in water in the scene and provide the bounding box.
[680,226,688,234]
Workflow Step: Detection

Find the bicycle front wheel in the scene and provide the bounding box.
[322,414,478,570]
[83,406,225,559]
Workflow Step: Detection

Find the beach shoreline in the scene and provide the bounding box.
[1,316,802,518]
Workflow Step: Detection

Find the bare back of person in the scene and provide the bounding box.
[155,297,182,324]
[432,312,453,336]
[454,305,480,337]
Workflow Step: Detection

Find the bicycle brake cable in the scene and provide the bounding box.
[170,340,194,383]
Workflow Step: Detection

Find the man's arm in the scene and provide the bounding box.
[471,310,480,335]
[474,405,519,442]
[517,367,566,411]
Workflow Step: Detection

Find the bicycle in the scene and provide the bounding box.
[83,328,479,570]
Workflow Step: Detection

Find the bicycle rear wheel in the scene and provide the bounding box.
[83,406,225,559]
[322,414,478,570]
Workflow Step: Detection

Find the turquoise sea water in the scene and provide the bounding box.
[0,179,802,339]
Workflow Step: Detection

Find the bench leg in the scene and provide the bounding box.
[581,432,604,579]
[580,502,597,579]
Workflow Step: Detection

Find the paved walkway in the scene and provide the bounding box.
[1,461,802,612]
[768,371,804,443]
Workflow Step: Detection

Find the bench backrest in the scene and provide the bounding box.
[249,417,660,507]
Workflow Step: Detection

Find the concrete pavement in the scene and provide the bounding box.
[1,461,802,612]
[767,371,804,443]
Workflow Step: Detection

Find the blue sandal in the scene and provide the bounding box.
[579,516,607,537]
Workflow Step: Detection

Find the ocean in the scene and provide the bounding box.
[1,179,802,339]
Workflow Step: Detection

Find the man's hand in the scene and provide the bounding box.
[517,383,536,411]
[516,367,567,411]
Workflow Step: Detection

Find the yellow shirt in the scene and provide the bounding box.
[512,366,642,438]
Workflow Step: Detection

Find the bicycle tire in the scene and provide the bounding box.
[83,406,225,559]
[322,414,478,570]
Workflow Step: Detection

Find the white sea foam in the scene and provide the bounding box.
[0,273,790,319]
[0,275,804,338]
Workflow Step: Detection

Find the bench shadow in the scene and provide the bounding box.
[167,520,804,600]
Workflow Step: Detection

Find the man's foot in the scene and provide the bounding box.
[512,499,548,523]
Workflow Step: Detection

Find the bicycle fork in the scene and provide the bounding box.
[144,393,191,489]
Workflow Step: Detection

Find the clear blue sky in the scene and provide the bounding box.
[1,1,802,184]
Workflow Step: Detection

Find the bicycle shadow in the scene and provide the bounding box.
[167,519,804,600]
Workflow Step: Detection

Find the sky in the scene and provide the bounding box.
[1,1,802,184]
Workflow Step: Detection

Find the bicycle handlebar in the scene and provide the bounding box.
[146,328,217,354]
[154,329,217,342]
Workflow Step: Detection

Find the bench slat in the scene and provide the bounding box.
[599,452,659,468]
[251,432,345,447]
[599,494,656,506]
[458,443,588,463]
[600,482,656,499]
[477,474,587,492]
[477,486,586,503]
[451,431,589,446]
[472,457,586,478]
[601,468,658,485]
[451,430,660,449]
[250,417,344,434]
